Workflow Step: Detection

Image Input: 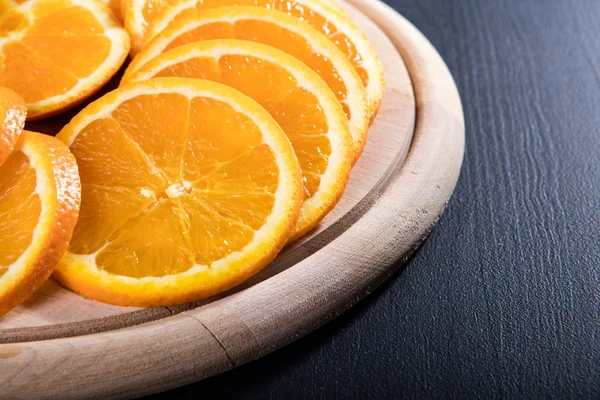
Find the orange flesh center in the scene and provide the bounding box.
[69,94,279,278]
[161,18,352,120]
[0,0,111,103]
[0,149,40,276]
[153,54,331,200]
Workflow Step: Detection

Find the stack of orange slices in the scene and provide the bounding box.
[0,0,384,311]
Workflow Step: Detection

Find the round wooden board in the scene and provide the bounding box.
[0,0,464,397]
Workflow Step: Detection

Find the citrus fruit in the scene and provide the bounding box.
[1,0,123,20]
[106,0,122,21]
[122,0,178,53]
[0,130,81,317]
[123,6,369,160]
[123,39,354,240]
[55,77,303,307]
[0,87,27,166]
[0,0,130,120]
[141,0,384,115]
[0,0,25,13]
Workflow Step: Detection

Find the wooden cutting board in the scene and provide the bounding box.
[0,0,464,397]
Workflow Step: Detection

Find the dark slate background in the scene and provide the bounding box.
[151,0,600,398]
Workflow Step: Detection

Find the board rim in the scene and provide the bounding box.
[0,1,464,397]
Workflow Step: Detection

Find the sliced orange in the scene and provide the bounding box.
[0,0,130,120]
[0,87,27,166]
[106,0,122,21]
[55,78,303,307]
[1,0,123,21]
[123,39,353,240]
[0,0,25,13]
[124,6,369,160]
[122,0,178,53]
[141,0,384,115]
[0,130,81,317]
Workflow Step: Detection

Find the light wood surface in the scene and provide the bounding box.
[0,0,464,397]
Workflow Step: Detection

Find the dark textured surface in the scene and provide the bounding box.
[151,0,600,398]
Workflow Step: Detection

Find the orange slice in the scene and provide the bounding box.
[123,6,369,160]
[0,130,81,317]
[123,39,353,240]
[106,0,122,21]
[122,0,178,53]
[0,0,25,13]
[142,0,384,115]
[1,0,123,21]
[55,78,303,307]
[0,87,27,166]
[0,0,130,120]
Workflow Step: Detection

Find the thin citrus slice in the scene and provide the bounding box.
[1,0,123,22]
[142,0,384,116]
[0,130,81,317]
[122,0,178,53]
[0,87,26,166]
[55,77,303,307]
[0,0,130,120]
[106,0,122,21]
[124,39,353,240]
[123,6,369,160]
[0,0,25,13]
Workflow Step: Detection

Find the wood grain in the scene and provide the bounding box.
[0,0,464,397]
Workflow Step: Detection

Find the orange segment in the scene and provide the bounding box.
[96,199,196,277]
[2,41,79,104]
[106,0,122,22]
[71,184,160,255]
[122,0,179,53]
[111,93,190,181]
[55,78,303,307]
[0,87,26,167]
[21,35,112,78]
[70,118,166,189]
[141,0,384,115]
[25,3,106,34]
[124,40,354,239]
[68,117,167,254]
[1,0,122,24]
[182,97,264,176]
[0,0,130,119]
[0,130,81,317]
[0,0,26,15]
[180,195,256,266]
[0,151,40,269]
[124,6,368,160]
